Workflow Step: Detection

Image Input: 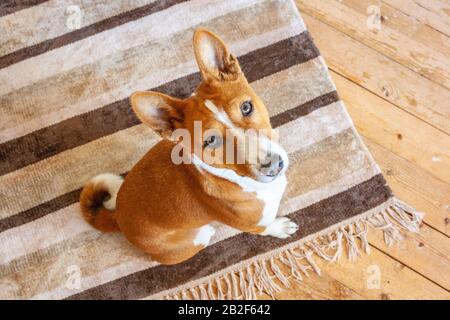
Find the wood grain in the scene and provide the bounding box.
[364,138,450,235]
[368,222,450,290]
[331,71,450,184]
[296,0,450,89]
[302,13,450,134]
[382,0,450,36]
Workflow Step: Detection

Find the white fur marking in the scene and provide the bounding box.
[192,154,274,192]
[260,217,298,239]
[192,154,288,229]
[256,174,287,227]
[204,100,236,129]
[193,224,216,246]
[204,99,219,114]
[91,173,124,210]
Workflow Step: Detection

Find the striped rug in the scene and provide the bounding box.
[0,0,423,300]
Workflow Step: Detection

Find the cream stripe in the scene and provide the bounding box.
[0,21,304,142]
[0,0,156,56]
[285,127,378,197]
[251,57,334,116]
[0,204,88,265]
[32,258,157,300]
[0,60,332,218]
[282,164,381,216]
[0,0,267,96]
[280,101,352,154]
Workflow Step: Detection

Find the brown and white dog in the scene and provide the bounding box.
[80,29,298,265]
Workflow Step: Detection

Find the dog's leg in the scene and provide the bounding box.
[259,217,298,239]
[144,225,216,265]
[193,224,216,247]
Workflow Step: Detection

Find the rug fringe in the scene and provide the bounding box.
[164,197,423,300]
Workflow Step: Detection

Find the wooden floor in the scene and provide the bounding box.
[268,0,450,299]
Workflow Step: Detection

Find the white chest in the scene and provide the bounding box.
[255,174,287,227]
[191,155,288,227]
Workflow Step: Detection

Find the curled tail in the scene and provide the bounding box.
[80,173,124,232]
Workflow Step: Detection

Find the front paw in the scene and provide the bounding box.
[260,217,298,239]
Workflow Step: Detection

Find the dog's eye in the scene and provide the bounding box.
[203,135,222,149]
[240,101,253,117]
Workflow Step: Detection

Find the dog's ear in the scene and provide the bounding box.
[193,29,241,81]
[130,91,184,139]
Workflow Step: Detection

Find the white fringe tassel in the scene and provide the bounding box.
[165,197,423,300]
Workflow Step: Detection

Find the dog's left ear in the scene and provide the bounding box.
[193,29,241,81]
[130,91,185,140]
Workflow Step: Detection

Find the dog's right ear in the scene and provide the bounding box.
[193,28,241,81]
[130,91,185,139]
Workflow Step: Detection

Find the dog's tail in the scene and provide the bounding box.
[80,173,124,232]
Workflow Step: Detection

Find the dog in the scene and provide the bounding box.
[80,29,298,265]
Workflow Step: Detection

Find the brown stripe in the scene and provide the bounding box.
[0,172,127,233]
[0,189,80,233]
[0,32,319,176]
[66,174,391,300]
[270,91,339,128]
[0,0,49,18]
[0,0,188,68]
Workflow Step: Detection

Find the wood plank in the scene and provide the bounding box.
[363,137,450,235]
[368,221,450,290]
[296,0,450,89]
[302,13,450,134]
[268,269,364,300]
[271,245,449,299]
[329,70,450,184]
[382,0,450,36]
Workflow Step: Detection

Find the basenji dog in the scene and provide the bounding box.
[80,29,298,265]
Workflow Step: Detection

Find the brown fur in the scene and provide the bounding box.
[80,29,277,265]
[79,182,119,232]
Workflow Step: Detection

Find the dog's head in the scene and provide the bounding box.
[131,29,288,183]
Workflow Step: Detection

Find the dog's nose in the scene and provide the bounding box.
[260,154,284,177]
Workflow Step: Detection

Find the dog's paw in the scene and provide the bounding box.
[260,217,298,239]
[193,224,216,247]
